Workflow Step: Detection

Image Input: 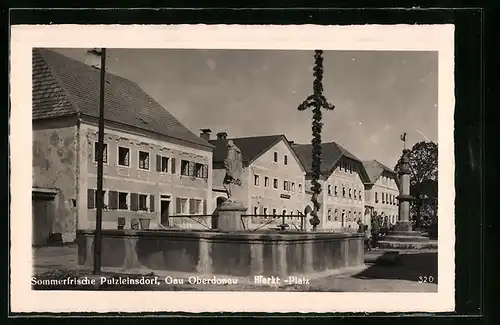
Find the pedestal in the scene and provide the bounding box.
[217,200,247,232]
[394,220,413,232]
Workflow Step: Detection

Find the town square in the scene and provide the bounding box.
[30,46,439,293]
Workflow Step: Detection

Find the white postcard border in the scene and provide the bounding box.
[10,24,455,313]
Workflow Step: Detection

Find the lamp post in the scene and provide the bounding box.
[87,48,107,275]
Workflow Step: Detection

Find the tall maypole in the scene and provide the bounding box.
[297,50,335,231]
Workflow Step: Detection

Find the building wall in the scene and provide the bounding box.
[365,172,399,224]
[32,117,78,242]
[247,140,307,230]
[79,123,213,230]
[319,158,366,231]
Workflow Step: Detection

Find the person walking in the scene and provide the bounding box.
[371,212,381,248]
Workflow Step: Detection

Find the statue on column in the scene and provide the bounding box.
[223,140,243,201]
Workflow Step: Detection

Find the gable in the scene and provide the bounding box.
[251,138,306,173]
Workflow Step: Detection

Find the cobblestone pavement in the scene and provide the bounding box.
[32,244,438,292]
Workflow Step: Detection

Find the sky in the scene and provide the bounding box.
[54,48,438,169]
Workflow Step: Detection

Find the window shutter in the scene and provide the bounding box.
[203,199,207,214]
[149,195,155,212]
[189,199,196,214]
[176,198,182,214]
[156,155,161,172]
[171,158,176,174]
[203,165,208,179]
[188,162,195,176]
[130,193,139,211]
[108,191,118,210]
[87,189,95,209]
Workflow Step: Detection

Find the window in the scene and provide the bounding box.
[375,192,379,203]
[189,199,203,214]
[349,188,352,198]
[94,142,108,163]
[334,209,339,221]
[354,189,357,198]
[138,151,150,170]
[264,177,269,187]
[118,192,129,210]
[299,184,303,193]
[291,182,296,192]
[263,208,268,215]
[139,194,148,211]
[282,209,286,215]
[94,190,107,209]
[195,163,204,178]
[160,156,169,173]
[342,186,346,197]
[273,178,278,189]
[253,206,258,215]
[284,155,288,165]
[382,193,385,204]
[178,198,188,214]
[359,191,362,200]
[350,165,353,174]
[273,152,278,162]
[254,175,260,186]
[327,208,332,221]
[348,211,352,221]
[272,208,277,216]
[87,189,107,209]
[334,186,338,196]
[328,185,332,195]
[283,180,290,191]
[181,160,189,176]
[118,147,130,166]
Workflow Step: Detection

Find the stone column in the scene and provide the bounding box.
[395,149,414,232]
[217,200,247,231]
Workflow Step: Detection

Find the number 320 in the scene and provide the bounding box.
[418,276,435,283]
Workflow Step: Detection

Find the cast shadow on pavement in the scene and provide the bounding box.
[354,252,438,284]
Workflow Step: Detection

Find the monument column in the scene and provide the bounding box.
[395,149,413,232]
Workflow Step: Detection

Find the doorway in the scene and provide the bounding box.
[32,190,57,246]
[160,195,171,227]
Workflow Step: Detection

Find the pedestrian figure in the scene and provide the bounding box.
[371,212,381,248]
[364,224,372,251]
[357,220,364,233]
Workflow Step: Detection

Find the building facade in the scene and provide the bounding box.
[363,160,400,225]
[210,133,307,230]
[292,142,371,231]
[32,49,213,245]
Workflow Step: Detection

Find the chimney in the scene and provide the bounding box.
[199,128,212,141]
[216,132,228,140]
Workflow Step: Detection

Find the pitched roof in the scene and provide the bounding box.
[209,134,305,171]
[32,48,213,150]
[362,160,397,184]
[292,142,371,182]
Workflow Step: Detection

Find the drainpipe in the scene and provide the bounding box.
[75,112,81,236]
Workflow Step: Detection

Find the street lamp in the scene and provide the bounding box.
[87,48,107,275]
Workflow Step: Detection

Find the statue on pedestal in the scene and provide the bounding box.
[223,140,243,202]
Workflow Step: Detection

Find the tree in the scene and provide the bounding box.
[394,141,438,222]
[297,50,335,230]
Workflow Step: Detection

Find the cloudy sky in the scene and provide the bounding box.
[55,48,438,169]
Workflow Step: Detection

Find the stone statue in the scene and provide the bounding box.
[223,140,243,200]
